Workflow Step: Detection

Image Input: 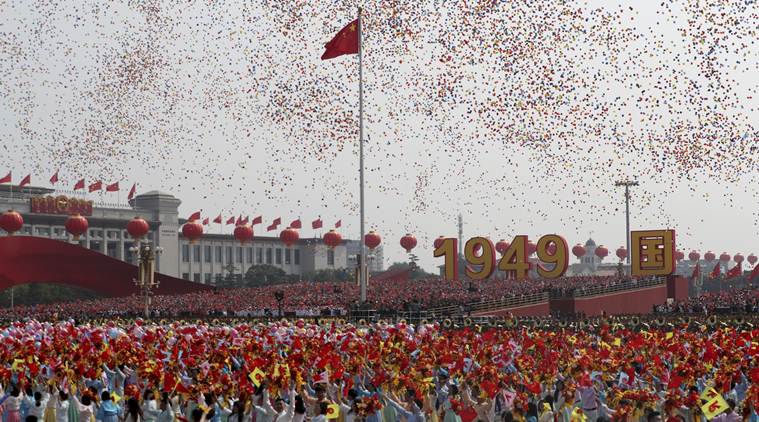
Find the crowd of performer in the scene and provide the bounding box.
[0,319,755,422]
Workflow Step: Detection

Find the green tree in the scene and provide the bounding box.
[244,265,287,286]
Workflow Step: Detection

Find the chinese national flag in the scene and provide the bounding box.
[202,217,209,225]
[726,262,742,279]
[127,183,136,200]
[188,211,201,221]
[74,179,85,190]
[312,219,323,230]
[235,215,242,226]
[335,220,342,228]
[88,181,102,192]
[19,174,31,188]
[226,216,235,225]
[213,214,222,224]
[710,262,721,278]
[0,172,11,184]
[290,219,302,229]
[251,215,262,225]
[267,224,276,232]
[106,182,119,192]
[321,19,359,60]
[50,170,59,185]
[272,217,281,227]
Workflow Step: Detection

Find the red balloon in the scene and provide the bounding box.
[748,254,757,265]
[616,246,628,261]
[65,214,89,240]
[234,224,254,244]
[704,251,716,261]
[323,229,342,249]
[279,227,299,247]
[674,250,685,261]
[433,236,445,250]
[719,252,730,262]
[126,217,149,240]
[572,244,586,258]
[0,210,23,235]
[400,233,417,253]
[688,250,700,262]
[733,253,744,264]
[495,239,510,255]
[595,245,609,259]
[182,220,203,243]
[527,240,537,256]
[364,230,382,250]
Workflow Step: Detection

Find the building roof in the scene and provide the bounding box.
[585,238,596,247]
[137,190,175,197]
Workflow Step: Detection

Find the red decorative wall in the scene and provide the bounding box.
[0,236,212,297]
[569,284,667,316]
[666,275,689,302]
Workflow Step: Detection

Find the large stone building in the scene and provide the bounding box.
[0,185,350,282]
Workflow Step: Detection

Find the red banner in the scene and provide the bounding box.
[30,195,93,216]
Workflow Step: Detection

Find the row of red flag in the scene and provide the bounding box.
[0,171,138,200]
[187,211,342,232]
[691,261,759,281]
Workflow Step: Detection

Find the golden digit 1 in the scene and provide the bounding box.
[464,237,495,280]
[536,234,568,279]
[433,238,458,280]
[498,235,530,279]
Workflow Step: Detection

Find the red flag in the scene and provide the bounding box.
[106,182,119,192]
[74,179,85,190]
[726,262,742,279]
[242,216,249,225]
[710,262,721,278]
[226,216,235,225]
[267,224,276,232]
[251,215,262,225]
[202,218,209,225]
[235,215,242,226]
[290,219,302,229]
[50,170,59,185]
[213,214,222,224]
[188,211,201,221]
[127,183,136,200]
[0,172,11,184]
[312,219,323,230]
[667,374,683,389]
[321,19,359,60]
[335,220,342,228]
[88,181,102,192]
[18,174,31,188]
[750,263,759,282]
[691,264,700,280]
[272,217,281,226]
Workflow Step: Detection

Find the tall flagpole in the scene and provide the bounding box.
[358,7,367,304]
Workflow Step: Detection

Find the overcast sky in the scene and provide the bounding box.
[1,0,756,271]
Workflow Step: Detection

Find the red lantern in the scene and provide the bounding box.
[364,230,381,250]
[595,245,609,259]
[433,236,445,250]
[572,244,586,258]
[400,233,417,253]
[719,252,730,262]
[0,210,23,236]
[616,246,627,261]
[65,214,89,241]
[748,254,757,265]
[323,229,342,249]
[495,239,510,255]
[733,253,744,264]
[279,227,299,247]
[126,217,149,240]
[527,240,537,256]
[182,220,203,244]
[704,251,716,261]
[688,251,700,262]
[674,250,684,261]
[234,224,254,244]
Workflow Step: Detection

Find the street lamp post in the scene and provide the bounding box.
[614,180,638,265]
[130,241,163,319]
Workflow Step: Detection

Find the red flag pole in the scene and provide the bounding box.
[358,6,368,304]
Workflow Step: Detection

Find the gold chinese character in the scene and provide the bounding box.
[631,229,676,276]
